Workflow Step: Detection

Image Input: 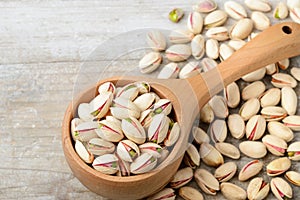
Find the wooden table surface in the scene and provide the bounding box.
[1,0,299,199]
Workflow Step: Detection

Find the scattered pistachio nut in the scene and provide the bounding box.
[229,18,254,40]
[228,114,245,139]
[271,73,297,88]
[194,168,220,195]
[262,134,287,156]
[247,177,270,200]
[139,52,162,74]
[282,115,300,131]
[147,30,167,51]
[204,10,228,29]
[214,161,237,182]
[166,44,192,62]
[267,157,291,177]
[193,0,217,13]
[287,141,300,161]
[245,115,266,141]
[169,167,193,189]
[183,143,200,169]
[157,62,180,79]
[179,186,204,200]
[215,142,240,159]
[251,11,271,30]
[206,38,220,59]
[270,177,293,200]
[290,67,300,81]
[245,0,272,12]
[224,1,247,20]
[267,121,294,142]
[210,119,227,143]
[169,8,184,23]
[273,2,288,20]
[238,160,264,182]
[281,86,297,115]
[169,29,194,44]
[200,142,224,167]
[239,141,267,159]
[187,11,203,34]
[225,81,240,108]
[220,182,247,200]
[285,171,300,187]
[147,188,176,200]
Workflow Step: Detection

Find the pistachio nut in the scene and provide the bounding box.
[215,142,240,159]
[92,154,118,175]
[290,67,300,81]
[209,95,229,118]
[178,186,204,200]
[267,121,294,142]
[229,18,254,40]
[116,84,139,101]
[271,73,297,88]
[187,11,203,34]
[273,2,289,19]
[228,114,245,139]
[242,81,266,101]
[220,182,247,200]
[228,38,246,50]
[194,168,220,195]
[192,0,217,13]
[287,141,300,161]
[206,38,219,59]
[166,44,192,62]
[219,43,234,61]
[262,135,287,156]
[169,29,194,44]
[245,0,271,12]
[285,171,300,187]
[71,118,83,141]
[224,1,247,20]
[201,57,218,72]
[214,162,237,182]
[89,92,113,119]
[135,81,151,94]
[251,11,270,30]
[192,126,210,145]
[281,87,297,116]
[139,52,162,74]
[248,31,261,41]
[168,8,184,23]
[191,34,205,60]
[133,92,156,111]
[164,122,180,147]
[169,167,193,189]
[179,61,202,79]
[151,99,172,115]
[148,114,170,143]
[259,88,281,108]
[239,141,267,159]
[117,140,140,162]
[261,106,287,122]
[277,58,290,70]
[239,98,260,121]
[98,81,116,95]
[204,10,228,29]
[130,153,157,174]
[157,148,169,164]
[287,0,300,9]
[139,109,155,128]
[77,103,93,121]
[75,140,94,164]
[200,142,224,167]
[270,177,293,200]
[265,63,278,75]
[206,26,229,41]
[210,119,227,143]
[290,8,300,24]
[96,119,124,142]
[157,62,180,79]
[147,188,176,200]
[122,117,146,144]
[200,102,214,123]
[139,142,162,158]
[282,115,300,131]
[246,115,266,141]
[110,97,140,119]
[183,143,200,169]
[239,160,263,182]
[247,177,270,200]
[146,30,167,52]
[115,153,130,176]
[242,67,266,82]
[73,121,98,142]
[87,138,115,156]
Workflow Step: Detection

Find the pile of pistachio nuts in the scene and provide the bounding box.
[71,81,180,176]
[141,0,300,200]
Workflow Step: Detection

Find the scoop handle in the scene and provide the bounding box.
[188,22,300,107]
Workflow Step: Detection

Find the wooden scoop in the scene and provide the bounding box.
[62,22,300,199]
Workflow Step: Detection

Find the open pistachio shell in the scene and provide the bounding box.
[146,30,167,52]
[242,68,266,82]
[200,102,214,123]
[247,177,270,200]
[267,157,291,177]
[121,117,146,144]
[239,98,260,121]
[73,121,98,142]
[271,73,297,88]
[214,162,237,182]
[270,177,293,200]
[210,119,227,143]
[209,95,229,118]
[139,142,162,158]
[169,167,193,189]
[206,26,229,41]
[130,153,157,174]
[285,171,300,187]
[245,115,266,141]
[78,103,93,121]
[268,122,294,142]
[262,135,287,156]
[287,141,300,161]
[245,0,271,12]
[194,168,220,195]
[110,97,141,119]
[147,188,176,200]
[98,81,116,95]
[169,29,194,44]
[89,92,113,119]
[166,44,192,62]
[179,61,202,79]
[239,160,263,182]
[75,140,94,164]
[133,92,156,111]
[92,154,118,175]
[225,81,240,108]
[229,18,253,40]
[242,81,266,101]
[224,1,247,20]
[187,11,203,34]
[193,0,217,13]
[283,115,300,131]
[179,186,204,200]
[97,119,124,142]
[259,88,281,108]
[200,142,224,167]
[204,10,228,29]
[148,114,170,144]
[87,138,115,156]
[117,140,140,162]
[192,126,210,145]
[261,106,287,122]
[183,143,200,169]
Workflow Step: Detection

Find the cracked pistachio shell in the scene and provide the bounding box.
[157,148,169,164]
[268,122,294,142]
[89,92,113,119]
[98,81,116,95]
[206,26,229,41]
[179,186,204,200]
[170,167,193,189]
[169,29,194,44]
[139,109,155,128]
[262,135,287,157]
[130,153,157,174]
[228,38,246,50]
[194,168,220,195]
[277,58,290,70]
[71,118,83,141]
[157,62,180,79]
[87,138,115,156]
[239,141,267,159]
[206,38,219,60]
[242,67,266,82]
[136,81,151,94]
[179,61,202,79]
[210,119,227,143]
[117,140,140,162]
[259,88,281,108]
[151,99,172,115]
[116,84,139,100]
[209,95,229,118]
[116,153,130,177]
[139,142,162,158]
[242,81,266,101]
[247,177,270,200]
[92,154,118,175]
[183,143,200,169]
[202,57,218,72]
[251,11,270,30]
[73,121,98,142]
[285,171,300,187]
[187,12,203,34]
[225,81,240,108]
[281,87,297,116]
[148,114,170,143]
[245,0,271,12]
[147,188,176,200]
[75,140,94,164]
[283,115,300,131]
[215,142,240,159]
[166,44,192,62]
[200,102,214,123]
[78,103,93,121]
[261,106,287,122]
[139,52,162,74]
[221,182,247,200]
[271,177,293,200]
[271,73,297,88]
[192,126,210,145]
[239,160,263,181]
[290,67,300,81]
[193,0,217,13]
[287,141,300,161]
[274,2,289,19]
[290,8,300,24]
[239,98,260,121]
[122,117,146,144]
[110,97,140,119]
[191,34,205,60]
[147,30,167,52]
[228,114,245,139]
[219,43,234,61]
[214,162,237,182]
[204,10,228,29]
[96,119,124,142]
[224,1,247,20]
[200,142,224,167]
[164,122,180,147]
[133,92,156,111]
[265,63,278,75]
[230,18,254,40]
[246,115,266,141]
